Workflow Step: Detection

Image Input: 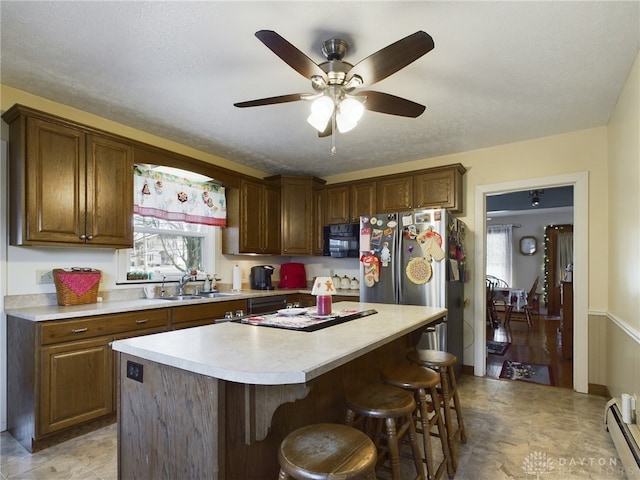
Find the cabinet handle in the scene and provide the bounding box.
[72,327,88,334]
[135,319,148,324]
[79,234,86,240]
[86,235,93,241]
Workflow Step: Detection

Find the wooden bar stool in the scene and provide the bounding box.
[407,349,466,472]
[381,364,453,480]
[345,383,425,480]
[277,423,377,480]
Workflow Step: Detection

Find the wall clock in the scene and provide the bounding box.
[519,236,537,255]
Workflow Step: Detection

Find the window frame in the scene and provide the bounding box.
[117,215,217,284]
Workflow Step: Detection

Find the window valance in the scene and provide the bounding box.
[134,166,226,227]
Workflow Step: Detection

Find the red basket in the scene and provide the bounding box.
[53,268,101,306]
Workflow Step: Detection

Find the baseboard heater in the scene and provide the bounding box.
[605,398,640,476]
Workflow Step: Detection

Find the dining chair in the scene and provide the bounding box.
[486,279,500,328]
[504,276,539,329]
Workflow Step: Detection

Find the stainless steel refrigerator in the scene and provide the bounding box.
[359,208,466,374]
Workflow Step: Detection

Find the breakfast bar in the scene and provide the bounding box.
[111,301,447,478]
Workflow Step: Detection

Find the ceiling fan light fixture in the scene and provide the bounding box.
[336,97,364,133]
[307,95,335,132]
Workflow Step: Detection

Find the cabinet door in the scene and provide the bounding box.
[25,117,86,245]
[350,181,376,222]
[86,134,133,247]
[240,180,265,253]
[325,185,350,224]
[414,166,463,212]
[263,183,282,254]
[281,177,312,255]
[377,176,413,213]
[312,187,325,255]
[39,337,113,435]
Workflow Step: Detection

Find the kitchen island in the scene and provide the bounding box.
[111,301,447,479]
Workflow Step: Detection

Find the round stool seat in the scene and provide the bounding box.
[381,363,440,390]
[407,348,457,368]
[346,383,416,418]
[278,423,376,480]
[345,383,424,479]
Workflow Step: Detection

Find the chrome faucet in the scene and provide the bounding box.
[178,273,194,295]
[160,275,167,297]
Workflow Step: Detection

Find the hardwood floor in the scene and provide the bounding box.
[486,310,574,389]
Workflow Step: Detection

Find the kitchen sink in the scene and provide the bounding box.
[197,292,241,298]
[156,292,241,301]
[156,295,203,301]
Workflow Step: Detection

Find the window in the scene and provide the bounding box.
[486,225,513,286]
[118,215,216,282]
[119,165,225,283]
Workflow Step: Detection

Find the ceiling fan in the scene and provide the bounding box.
[234,30,434,140]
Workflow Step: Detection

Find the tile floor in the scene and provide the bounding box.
[0,375,626,479]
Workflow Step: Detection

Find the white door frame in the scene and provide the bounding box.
[473,172,589,393]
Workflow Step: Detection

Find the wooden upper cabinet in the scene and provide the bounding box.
[223,178,281,255]
[349,181,376,222]
[85,134,133,246]
[3,106,133,247]
[270,175,325,255]
[313,186,325,255]
[263,183,282,254]
[413,164,466,213]
[377,175,413,213]
[325,184,350,224]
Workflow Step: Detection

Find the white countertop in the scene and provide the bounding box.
[111,301,447,385]
[4,289,359,321]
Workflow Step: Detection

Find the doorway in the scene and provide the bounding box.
[484,194,574,388]
[473,172,589,393]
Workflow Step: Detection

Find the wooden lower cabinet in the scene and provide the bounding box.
[40,337,113,436]
[172,300,247,329]
[7,308,169,452]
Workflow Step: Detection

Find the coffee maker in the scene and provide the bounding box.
[250,265,275,290]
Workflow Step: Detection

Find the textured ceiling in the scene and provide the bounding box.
[1,1,639,178]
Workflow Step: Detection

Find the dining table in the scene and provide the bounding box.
[493,287,528,311]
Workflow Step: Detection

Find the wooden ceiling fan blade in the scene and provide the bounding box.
[234,93,306,108]
[347,31,434,86]
[356,91,426,117]
[255,30,327,81]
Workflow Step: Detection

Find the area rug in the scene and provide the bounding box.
[499,361,554,386]
[487,341,510,356]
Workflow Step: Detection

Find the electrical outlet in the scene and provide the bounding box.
[126,361,144,383]
[36,269,54,285]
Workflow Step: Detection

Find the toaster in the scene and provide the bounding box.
[278,263,307,288]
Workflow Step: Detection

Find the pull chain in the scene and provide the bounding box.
[330,112,337,155]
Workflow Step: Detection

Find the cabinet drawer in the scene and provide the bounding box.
[41,309,169,345]
[172,300,247,325]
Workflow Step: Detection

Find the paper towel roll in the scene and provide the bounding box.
[622,393,632,423]
[232,265,242,291]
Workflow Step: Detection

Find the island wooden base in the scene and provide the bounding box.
[117,328,423,479]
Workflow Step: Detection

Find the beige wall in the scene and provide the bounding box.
[603,50,640,399]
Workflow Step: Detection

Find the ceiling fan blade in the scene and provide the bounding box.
[347,31,434,86]
[234,93,306,108]
[255,30,327,80]
[355,91,426,117]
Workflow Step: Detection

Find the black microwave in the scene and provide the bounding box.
[323,224,360,258]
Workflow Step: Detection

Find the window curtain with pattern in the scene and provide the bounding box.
[133,166,226,227]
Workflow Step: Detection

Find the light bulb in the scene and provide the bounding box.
[336,97,364,133]
[307,96,335,132]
